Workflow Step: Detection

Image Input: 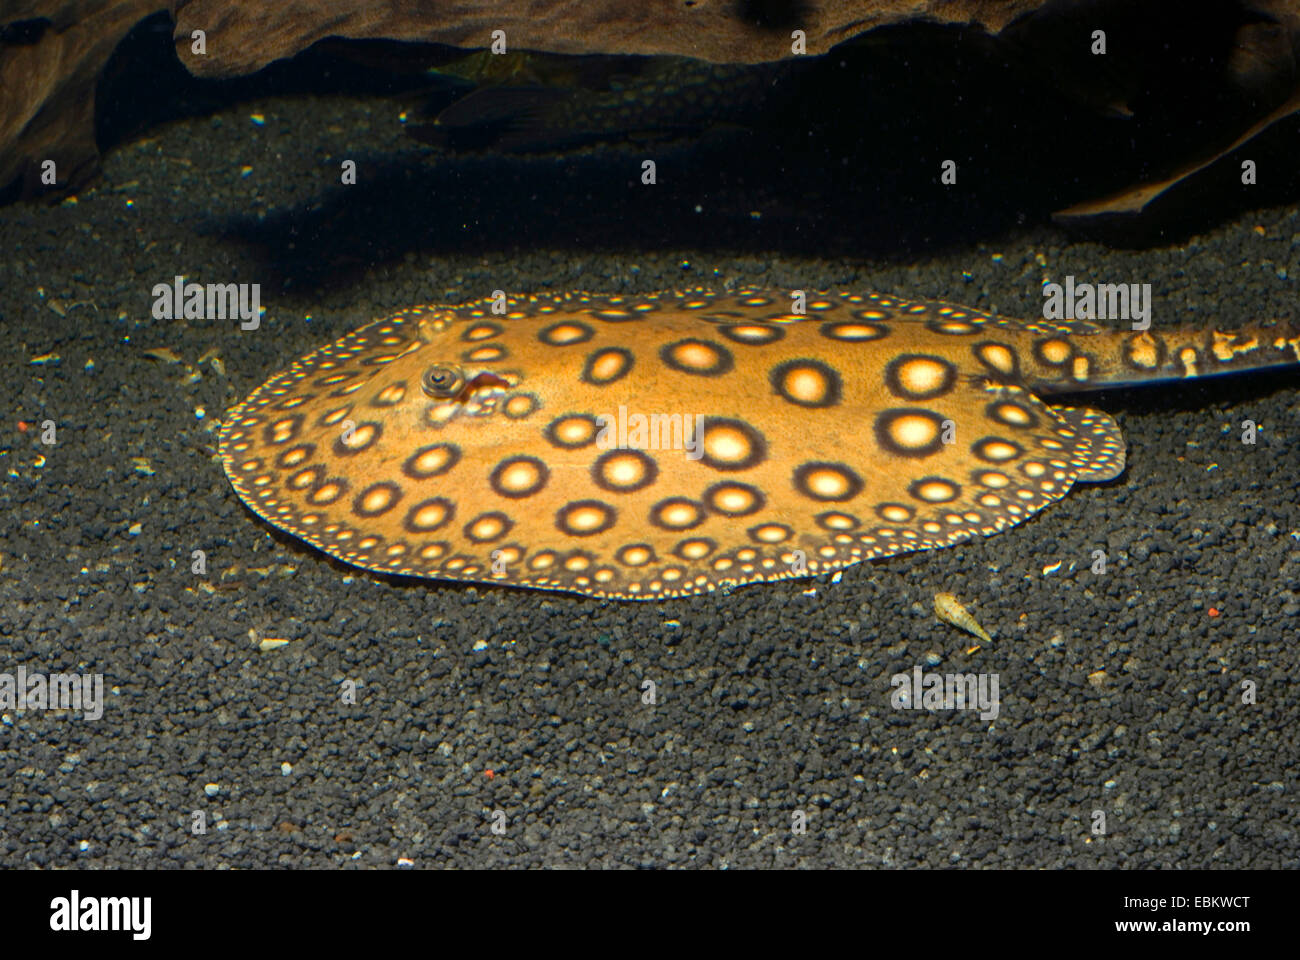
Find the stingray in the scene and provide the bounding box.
[218,288,1299,599]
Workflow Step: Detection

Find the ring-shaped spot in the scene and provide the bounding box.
[503,393,541,420]
[307,477,349,506]
[556,500,617,537]
[287,465,324,491]
[1033,337,1073,367]
[973,437,1025,464]
[926,317,980,335]
[545,414,600,449]
[875,502,915,523]
[461,344,508,364]
[616,543,657,567]
[404,498,455,533]
[464,511,514,544]
[884,354,957,401]
[770,358,842,408]
[821,320,889,342]
[489,456,550,498]
[649,497,706,530]
[704,481,766,517]
[673,538,717,561]
[719,323,785,346]
[592,449,659,494]
[793,462,865,502]
[333,421,383,456]
[907,476,962,504]
[985,400,1039,430]
[354,481,402,518]
[660,338,735,377]
[403,443,462,480]
[538,321,595,347]
[748,523,792,544]
[581,347,634,386]
[461,322,504,342]
[972,340,1020,378]
[874,408,947,459]
[274,443,316,469]
[815,510,860,531]
[699,418,767,472]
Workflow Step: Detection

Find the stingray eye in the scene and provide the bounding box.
[421,363,465,399]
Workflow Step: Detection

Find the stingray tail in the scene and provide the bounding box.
[1026,316,1300,394]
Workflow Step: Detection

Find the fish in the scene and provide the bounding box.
[218,288,1300,600]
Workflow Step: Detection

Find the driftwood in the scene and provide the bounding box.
[0,0,1037,198]
[2,0,163,198]
[2,0,1299,229]
[171,0,1037,76]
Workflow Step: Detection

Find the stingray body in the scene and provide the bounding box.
[219,289,1299,599]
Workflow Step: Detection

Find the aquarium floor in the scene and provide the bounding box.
[1,92,1297,867]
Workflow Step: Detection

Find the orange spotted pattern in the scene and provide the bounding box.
[219,288,1300,599]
